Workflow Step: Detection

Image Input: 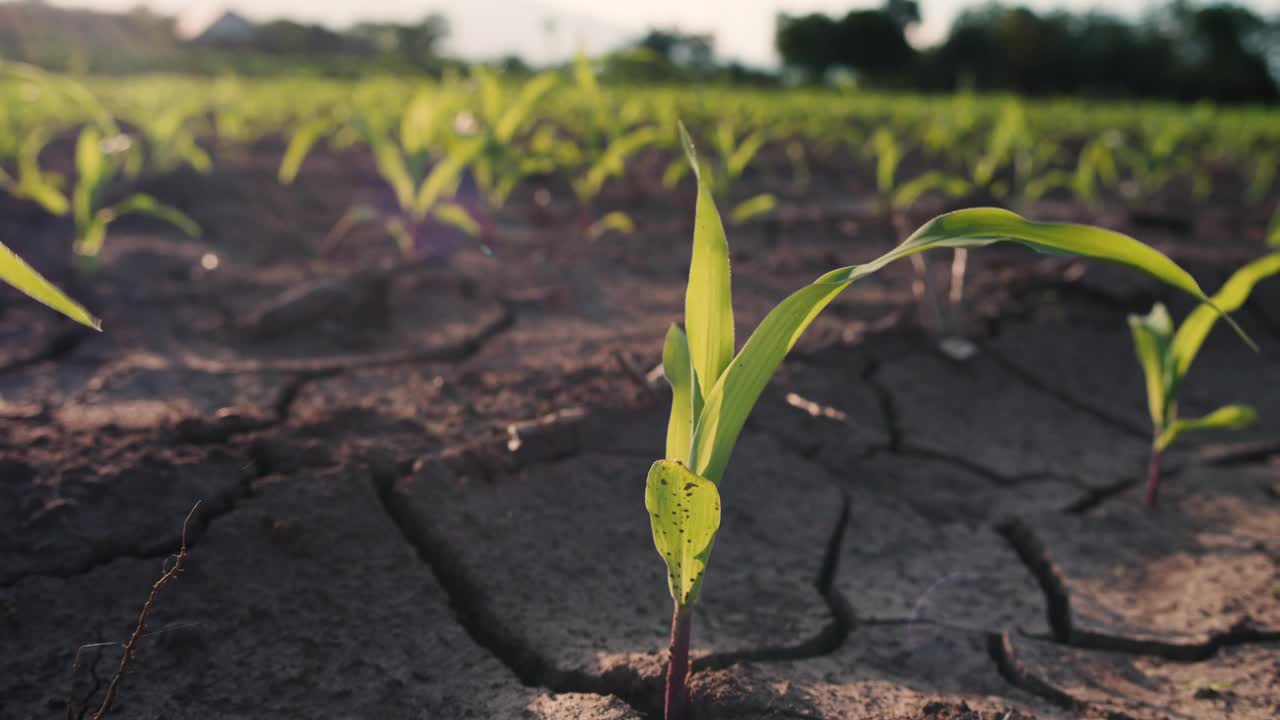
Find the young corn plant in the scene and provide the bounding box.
[279,91,484,259]
[66,127,201,269]
[650,123,1237,720]
[1129,252,1280,507]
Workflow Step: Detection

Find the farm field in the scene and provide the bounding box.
[1,68,1279,720]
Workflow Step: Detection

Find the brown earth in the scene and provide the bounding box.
[1,143,1278,719]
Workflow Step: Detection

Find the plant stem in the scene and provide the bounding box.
[664,604,692,720]
[1143,445,1162,508]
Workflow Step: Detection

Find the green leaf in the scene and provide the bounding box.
[399,91,438,156]
[1268,208,1280,248]
[16,130,68,216]
[279,119,329,184]
[573,49,599,98]
[729,193,776,224]
[494,72,558,144]
[433,202,480,236]
[0,239,99,330]
[662,158,690,190]
[110,194,201,238]
[414,138,483,219]
[73,127,104,229]
[890,171,971,210]
[679,122,735,404]
[662,325,695,464]
[74,213,109,259]
[1156,404,1257,451]
[587,211,635,239]
[385,216,414,256]
[691,281,849,484]
[1128,303,1174,430]
[725,131,765,179]
[645,460,721,607]
[371,137,416,212]
[872,128,900,196]
[689,207,1228,485]
[1171,253,1280,379]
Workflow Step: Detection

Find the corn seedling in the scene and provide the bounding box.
[463,68,560,242]
[65,127,201,268]
[279,89,484,259]
[551,52,659,239]
[651,122,1234,720]
[1129,252,1280,506]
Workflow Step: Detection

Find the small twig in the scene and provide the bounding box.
[613,349,657,399]
[91,502,200,720]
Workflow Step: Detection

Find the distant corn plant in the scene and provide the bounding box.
[1129,252,1279,506]
[0,64,199,269]
[552,51,660,239]
[279,86,484,259]
[64,127,201,269]
[650,122,1236,720]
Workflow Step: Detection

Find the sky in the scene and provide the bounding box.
[52,0,1280,67]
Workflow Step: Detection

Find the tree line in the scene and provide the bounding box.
[776,0,1279,103]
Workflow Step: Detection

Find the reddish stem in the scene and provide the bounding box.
[1143,446,1162,508]
[664,604,692,720]
[576,203,592,240]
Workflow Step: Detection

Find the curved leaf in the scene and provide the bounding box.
[690,207,1230,485]
[110,194,201,238]
[891,171,970,210]
[494,72,558,144]
[279,119,330,184]
[645,460,720,606]
[1156,404,1257,451]
[587,211,635,239]
[729,193,775,224]
[1171,252,1280,379]
[433,201,480,236]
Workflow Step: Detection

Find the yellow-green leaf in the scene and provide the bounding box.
[1128,303,1174,429]
[110,194,201,238]
[662,325,695,464]
[1172,253,1280,379]
[73,127,104,229]
[279,119,329,184]
[1156,404,1257,451]
[729,193,775,224]
[587,211,634,240]
[891,171,970,210]
[679,122,734,404]
[0,239,99,329]
[433,201,480,236]
[645,460,720,606]
[414,138,483,219]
